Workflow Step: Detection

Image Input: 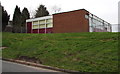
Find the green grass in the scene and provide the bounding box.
[0,32,2,57]
[2,32,119,72]
[0,32,2,47]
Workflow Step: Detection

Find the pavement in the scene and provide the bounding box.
[2,60,66,73]
[2,58,78,73]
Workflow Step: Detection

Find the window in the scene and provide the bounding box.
[32,21,39,29]
[39,20,45,24]
[33,25,39,29]
[33,21,38,25]
[85,15,89,19]
[46,19,52,24]
[47,23,53,28]
[39,24,45,28]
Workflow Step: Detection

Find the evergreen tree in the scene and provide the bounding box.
[21,7,30,27]
[35,5,49,18]
[2,5,10,31]
[12,5,21,33]
[21,7,30,32]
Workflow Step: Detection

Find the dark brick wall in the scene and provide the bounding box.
[53,9,89,33]
[33,29,38,33]
[32,28,53,33]
[27,22,32,33]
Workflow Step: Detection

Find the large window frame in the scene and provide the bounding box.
[88,13,112,32]
[32,18,53,29]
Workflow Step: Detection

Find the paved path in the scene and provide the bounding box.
[2,60,65,73]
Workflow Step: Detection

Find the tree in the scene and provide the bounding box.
[52,5,61,14]
[21,7,30,32]
[1,4,10,31]
[29,8,36,18]
[21,7,30,26]
[12,5,21,33]
[35,5,49,18]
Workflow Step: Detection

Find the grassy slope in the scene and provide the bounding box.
[2,32,119,72]
[0,32,2,57]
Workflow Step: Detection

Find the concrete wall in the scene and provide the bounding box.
[53,9,89,33]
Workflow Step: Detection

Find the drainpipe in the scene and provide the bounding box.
[45,19,47,34]
[38,21,39,34]
[31,22,33,33]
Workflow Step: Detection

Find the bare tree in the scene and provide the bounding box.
[29,8,36,18]
[52,5,61,14]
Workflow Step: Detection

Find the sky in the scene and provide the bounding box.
[1,0,120,31]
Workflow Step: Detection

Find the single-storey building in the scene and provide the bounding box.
[26,9,112,33]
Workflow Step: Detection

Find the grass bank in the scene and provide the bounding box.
[2,32,119,72]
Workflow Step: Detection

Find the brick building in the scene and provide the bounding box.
[26,9,112,33]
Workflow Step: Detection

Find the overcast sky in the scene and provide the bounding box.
[1,0,119,23]
[1,0,120,31]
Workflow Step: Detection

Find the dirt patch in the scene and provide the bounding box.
[0,47,8,50]
[100,38,113,42]
[72,58,80,61]
[17,56,42,64]
[65,36,86,39]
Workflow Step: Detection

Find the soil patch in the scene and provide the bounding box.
[17,56,42,64]
[0,47,8,50]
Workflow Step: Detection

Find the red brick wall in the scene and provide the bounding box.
[27,22,32,33]
[39,28,53,33]
[32,28,53,33]
[33,29,38,33]
[53,9,89,33]
[45,28,53,33]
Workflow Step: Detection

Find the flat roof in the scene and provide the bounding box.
[26,9,111,25]
[53,9,88,15]
[26,15,52,22]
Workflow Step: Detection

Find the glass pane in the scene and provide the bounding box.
[85,15,89,19]
[40,24,45,28]
[39,20,45,24]
[33,25,39,29]
[46,19,52,23]
[47,23,53,28]
[33,21,38,25]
